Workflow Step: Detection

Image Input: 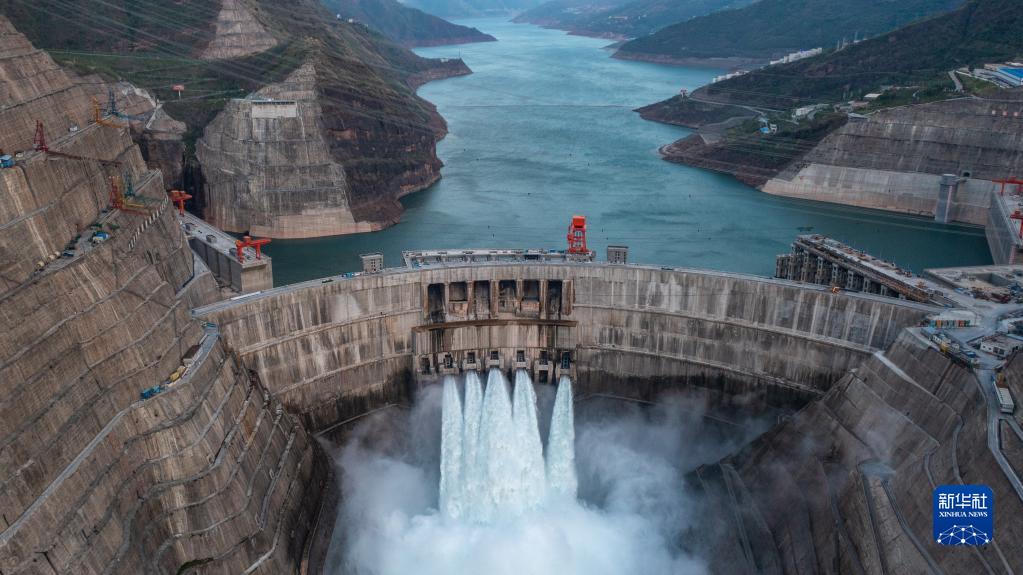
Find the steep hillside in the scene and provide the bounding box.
[402,0,544,18]
[516,0,752,40]
[0,17,326,573]
[322,0,496,47]
[1,0,471,238]
[616,0,962,64]
[693,0,1023,109]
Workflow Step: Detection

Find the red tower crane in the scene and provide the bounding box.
[1010,209,1023,238]
[169,190,192,215]
[566,215,588,254]
[33,120,48,152]
[235,235,271,262]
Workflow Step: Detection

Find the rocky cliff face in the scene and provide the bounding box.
[0,19,325,574]
[694,329,1023,573]
[139,108,188,190]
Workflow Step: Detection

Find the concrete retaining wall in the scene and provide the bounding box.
[761,164,995,225]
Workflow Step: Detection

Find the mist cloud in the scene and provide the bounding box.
[326,384,767,575]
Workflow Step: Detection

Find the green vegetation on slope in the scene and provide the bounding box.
[698,0,1023,109]
[634,95,753,128]
[618,0,962,60]
[516,0,752,39]
[402,0,543,18]
[321,0,495,47]
[1,0,449,135]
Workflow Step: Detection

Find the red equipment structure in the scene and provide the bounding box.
[33,120,48,152]
[1011,209,1023,238]
[995,177,1023,196]
[169,190,192,215]
[235,235,271,262]
[566,215,588,254]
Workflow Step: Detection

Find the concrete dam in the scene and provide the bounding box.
[195,261,930,433]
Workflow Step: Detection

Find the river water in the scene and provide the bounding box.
[264,18,991,285]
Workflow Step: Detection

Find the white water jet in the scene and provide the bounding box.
[460,370,484,515]
[546,375,578,499]
[442,369,575,522]
[439,376,463,518]
[512,369,547,508]
[474,369,517,521]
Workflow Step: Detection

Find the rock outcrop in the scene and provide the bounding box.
[139,107,188,190]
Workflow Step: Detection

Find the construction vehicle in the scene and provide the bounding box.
[994,372,1015,414]
[140,385,164,400]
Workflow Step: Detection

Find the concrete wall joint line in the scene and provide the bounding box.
[579,345,828,396]
[577,303,882,353]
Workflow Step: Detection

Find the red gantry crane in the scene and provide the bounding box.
[235,235,271,262]
[995,177,1023,196]
[169,190,192,215]
[1011,209,1023,238]
[566,215,588,254]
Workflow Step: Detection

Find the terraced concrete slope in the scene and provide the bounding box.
[0,19,325,574]
[760,95,1023,225]
[0,17,93,153]
[197,63,371,238]
[694,330,1023,573]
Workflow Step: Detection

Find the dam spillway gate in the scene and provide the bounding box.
[416,277,578,384]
